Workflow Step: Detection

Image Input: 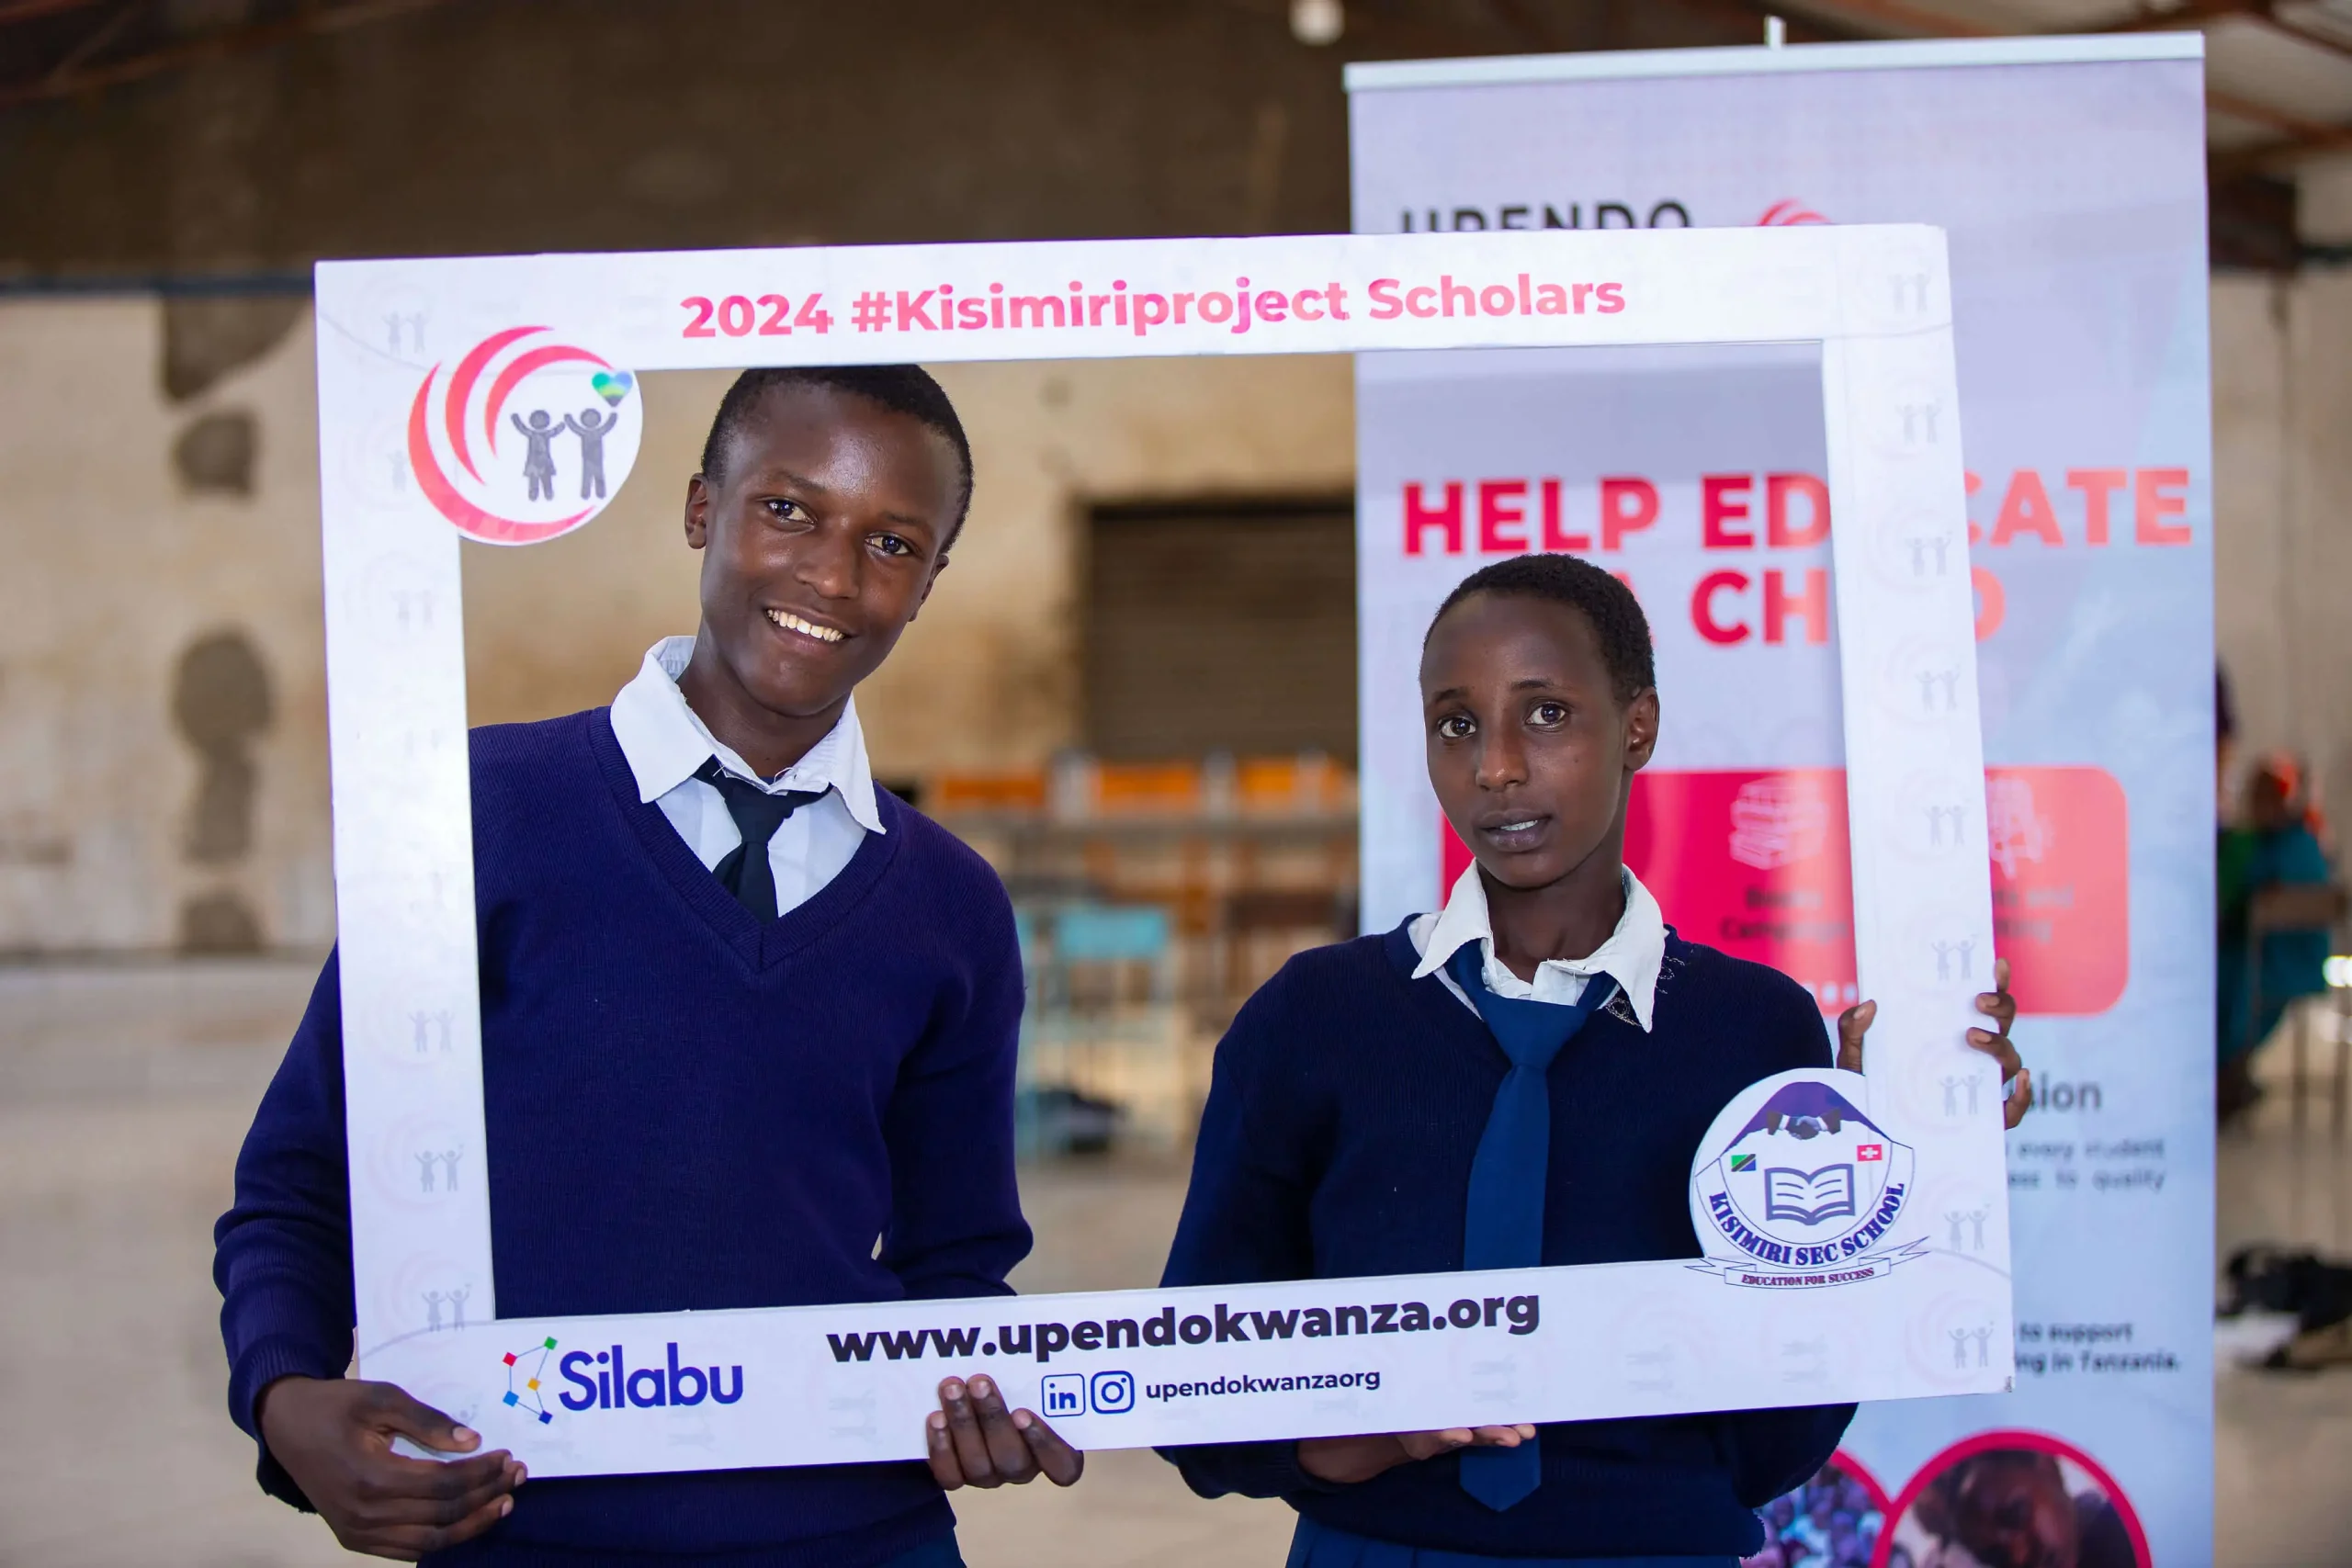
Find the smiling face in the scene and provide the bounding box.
[1419,591,1658,894]
[679,383,962,764]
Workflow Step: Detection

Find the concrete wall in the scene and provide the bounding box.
[0,1,1746,277]
[0,298,330,955]
[0,293,1352,953]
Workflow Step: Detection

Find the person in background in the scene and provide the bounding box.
[2216,667,2236,818]
[2217,751,2335,1122]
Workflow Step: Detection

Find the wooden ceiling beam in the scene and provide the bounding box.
[0,0,107,27]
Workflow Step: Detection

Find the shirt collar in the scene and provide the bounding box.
[607,636,886,835]
[1409,861,1665,1032]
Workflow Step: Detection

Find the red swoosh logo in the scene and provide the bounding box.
[408,366,593,546]
[445,325,542,483]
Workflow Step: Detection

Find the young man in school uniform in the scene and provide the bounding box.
[214,366,1079,1567]
[1159,553,2029,1567]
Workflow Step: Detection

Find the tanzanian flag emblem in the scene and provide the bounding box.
[1729,1153,1758,1172]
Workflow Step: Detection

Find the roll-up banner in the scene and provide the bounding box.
[1351,36,2211,1568]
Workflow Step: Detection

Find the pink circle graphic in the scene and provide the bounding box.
[1757,197,1831,226]
[406,326,638,546]
[1871,1428,2152,1568]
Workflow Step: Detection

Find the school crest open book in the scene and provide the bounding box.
[1690,1070,1926,1288]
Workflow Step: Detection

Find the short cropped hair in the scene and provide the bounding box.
[1427,553,1657,704]
[697,365,975,534]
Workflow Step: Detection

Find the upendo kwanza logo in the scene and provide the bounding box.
[407,326,640,546]
[540,1341,744,1414]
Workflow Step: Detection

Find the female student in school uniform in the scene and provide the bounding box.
[1159,553,2030,1567]
[214,366,1080,1566]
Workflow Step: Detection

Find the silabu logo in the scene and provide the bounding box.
[407,326,641,546]
[510,1341,745,1416]
[501,1336,559,1425]
[1689,1068,1922,1288]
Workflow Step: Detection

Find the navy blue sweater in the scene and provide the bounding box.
[212,709,1030,1567]
[1159,924,1854,1561]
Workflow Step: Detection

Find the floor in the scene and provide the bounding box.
[0,959,2344,1567]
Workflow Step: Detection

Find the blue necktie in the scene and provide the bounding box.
[1445,942,1612,1512]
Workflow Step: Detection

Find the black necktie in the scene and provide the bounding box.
[693,758,825,919]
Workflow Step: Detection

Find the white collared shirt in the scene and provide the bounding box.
[1408,863,1666,1032]
[607,637,885,918]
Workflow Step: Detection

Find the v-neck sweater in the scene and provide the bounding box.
[213,708,1031,1567]
[1157,924,1855,1562]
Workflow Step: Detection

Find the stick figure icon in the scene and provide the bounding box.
[1950,1327,1971,1369]
[1940,1077,1963,1116]
[512,410,561,500]
[563,407,621,500]
[423,1289,444,1330]
[446,1284,469,1329]
[1945,1211,1968,1247]
[1972,1325,1993,1367]
[1967,1208,1990,1249]
[440,1149,463,1191]
[415,1151,438,1193]
[1963,1075,1984,1114]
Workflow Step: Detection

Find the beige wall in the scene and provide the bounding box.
[2211,270,2352,833]
[0,299,331,954]
[0,298,1353,953]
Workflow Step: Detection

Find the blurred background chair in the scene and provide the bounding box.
[1015,900,1185,1156]
[2246,883,2350,1134]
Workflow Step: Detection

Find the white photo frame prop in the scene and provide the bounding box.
[316,227,2008,1478]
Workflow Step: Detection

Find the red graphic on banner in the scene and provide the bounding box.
[1438,766,2129,1016]
[1871,1429,2152,1568]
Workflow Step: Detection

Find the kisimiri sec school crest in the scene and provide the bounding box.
[1689,1068,1923,1288]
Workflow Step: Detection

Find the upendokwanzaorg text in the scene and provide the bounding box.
[823,1293,1542,1366]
